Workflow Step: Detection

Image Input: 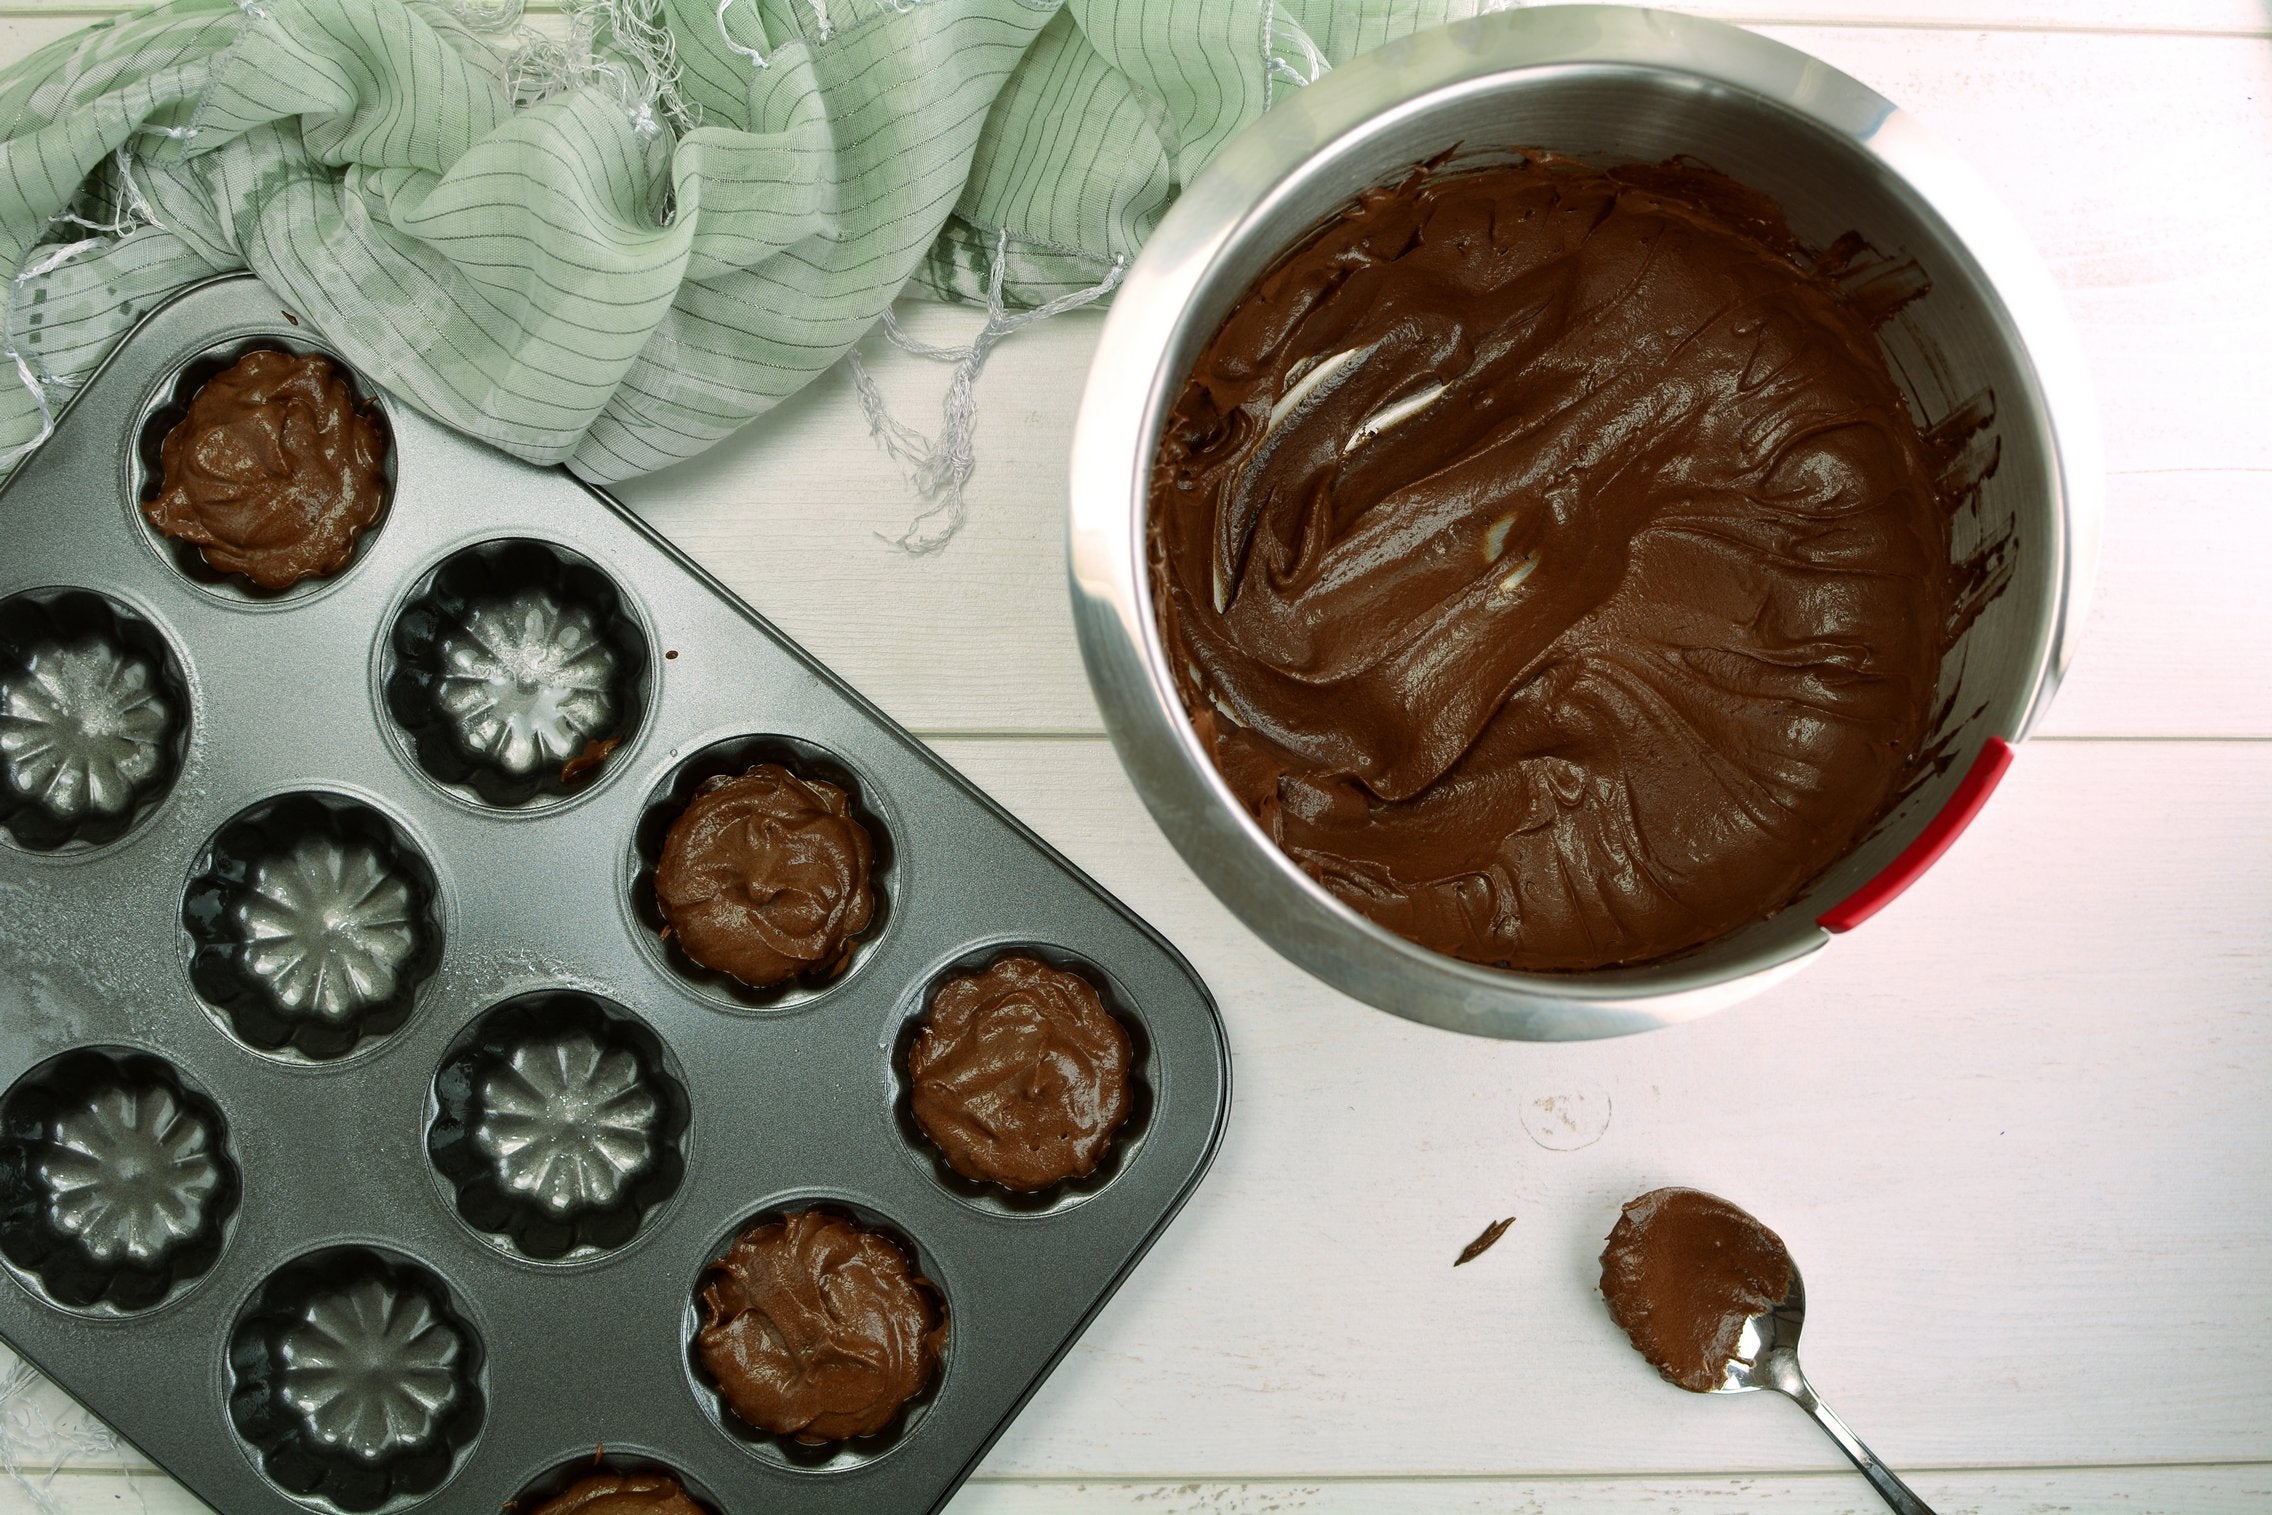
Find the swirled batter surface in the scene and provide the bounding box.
[909,955,1134,1192]
[146,349,388,589]
[1150,154,1960,970]
[654,764,875,989]
[695,1208,945,1443]
[529,1469,710,1515]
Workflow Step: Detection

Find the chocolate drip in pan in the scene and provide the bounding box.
[385,538,649,807]
[656,765,875,990]
[526,1467,714,1514]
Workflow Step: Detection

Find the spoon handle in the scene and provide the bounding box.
[1784,1378,1937,1515]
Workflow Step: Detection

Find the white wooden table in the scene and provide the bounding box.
[1,1,2268,1510]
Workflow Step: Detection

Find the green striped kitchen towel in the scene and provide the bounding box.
[0,0,1497,515]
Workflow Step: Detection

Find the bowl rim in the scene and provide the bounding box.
[1066,4,2104,1041]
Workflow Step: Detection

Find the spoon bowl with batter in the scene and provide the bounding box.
[1600,1186,1936,1515]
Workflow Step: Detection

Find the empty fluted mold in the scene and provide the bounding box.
[229,1248,484,1511]
[428,993,688,1260]
[385,539,648,807]
[0,1050,237,1311]
[183,794,442,1060]
[0,590,189,851]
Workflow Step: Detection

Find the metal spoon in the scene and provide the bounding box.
[1718,1261,1937,1514]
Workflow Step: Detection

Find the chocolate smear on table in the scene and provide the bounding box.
[145,349,387,589]
[1149,151,2000,972]
[527,1469,710,1515]
[1599,1186,1794,1392]
[653,764,874,989]
[696,1209,945,1443]
[1454,1215,1515,1266]
[909,955,1134,1191]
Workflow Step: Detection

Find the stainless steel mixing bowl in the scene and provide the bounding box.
[1068,5,2101,1040]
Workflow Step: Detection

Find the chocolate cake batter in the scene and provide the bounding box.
[1150,153,1964,970]
[908,955,1135,1191]
[695,1208,946,1443]
[529,1469,709,1515]
[654,764,875,989]
[1599,1186,1794,1392]
[145,350,388,590]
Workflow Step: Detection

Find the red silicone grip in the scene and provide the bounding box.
[1817,735,2015,934]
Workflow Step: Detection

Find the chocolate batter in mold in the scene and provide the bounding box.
[385,539,650,808]
[227,1248,485,1511]
[428,992,688,1261]
[655,765,873,990]
[0,1050,237,1312]
[0,590,189,852]
[513,1456,720,1515]
[137,344,391,595]
[894,948,1152,1212]
[688,1203,947,1469]
[1150,152,1983,972]
[631,736,894,1009]
[183,793,443,1061]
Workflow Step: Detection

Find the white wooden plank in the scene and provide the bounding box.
[955,1467,2272,1513]
[954,1467,2272,1513]
[0,1472,200,1513]
[2051,469,2271,738]
[1745,28,2272,481]
[7,1464,2272,1514]
[5,1464,2272,1514]
[0,14,72,48]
